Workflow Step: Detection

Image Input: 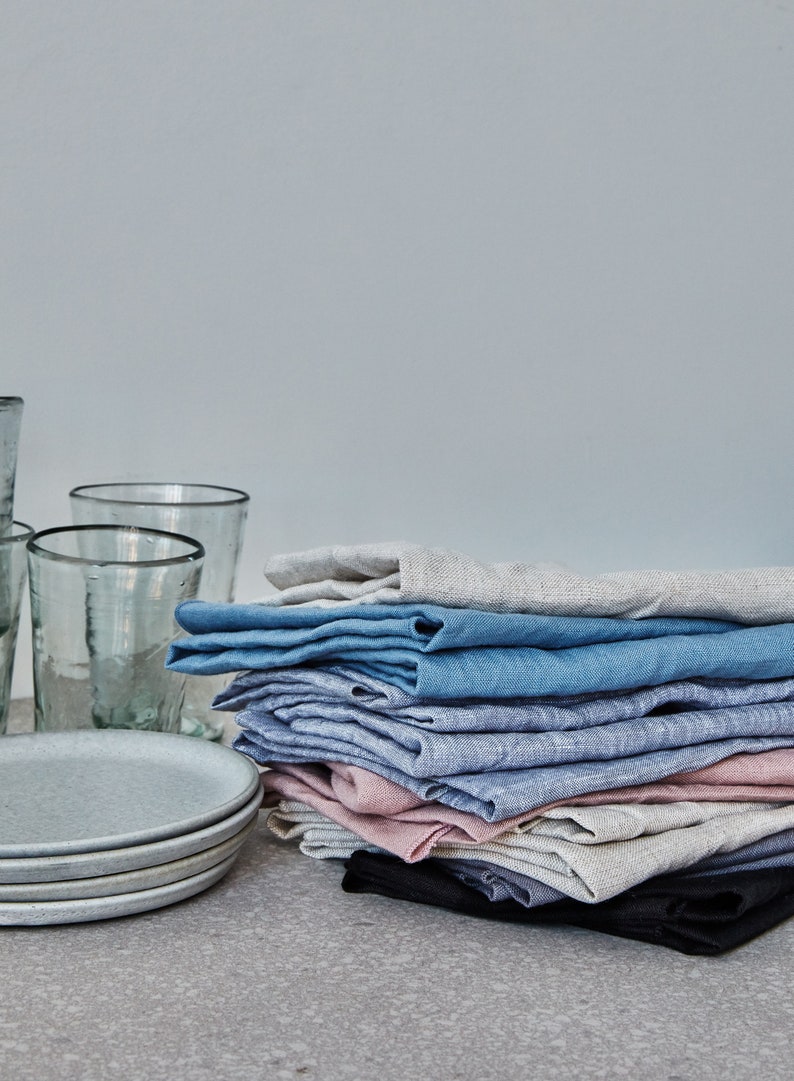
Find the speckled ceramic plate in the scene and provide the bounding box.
[0,851,241,926]
[0,816,257,901]
[0,784,262,884]
[0,729,261,857]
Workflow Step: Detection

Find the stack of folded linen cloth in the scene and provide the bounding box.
[166,543,794,955]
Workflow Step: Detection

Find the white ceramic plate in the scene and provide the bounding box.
[0,817,257,901]
[0,851,241,926]
[0,784,262,884]
[0,729,260,856]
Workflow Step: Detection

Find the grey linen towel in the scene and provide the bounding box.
[261,542,794,624]
[265,798,794,904]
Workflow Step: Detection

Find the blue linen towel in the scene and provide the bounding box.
[167,601,794,698]
[223,672,794,778]
[689,823,794,875]
[439,859,569,907]
[232,726,794,821]
[215,667,794,733]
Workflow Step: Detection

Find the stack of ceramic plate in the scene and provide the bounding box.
[0,729,262,925]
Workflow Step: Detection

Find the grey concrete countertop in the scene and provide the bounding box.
[2,699,793,1081]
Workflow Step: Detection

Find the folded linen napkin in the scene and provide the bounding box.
[261,542,794,625]
[442,825,794,908]
[236,696,794,785]
[233,669,794,819]
[685,822,794,875]
[259,754,794,863]
[341,851,794,955]
[167,602,794,698]
[236,725,794,821]
[216,667,794,733]
[266,798,794,904]
[223,665,794,769]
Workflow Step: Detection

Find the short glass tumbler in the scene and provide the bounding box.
[70,483,249,741]
[28,525,204,734]
[0,522,34,734]
[0,397,23,535]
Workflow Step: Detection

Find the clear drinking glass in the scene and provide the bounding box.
[0,522,34,734]
[69,483,249,741]
[27,525,204,734]
[0,397,23,535]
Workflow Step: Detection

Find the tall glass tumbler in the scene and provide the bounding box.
[0,522,34,734]
[0,398,24,643]
[0,397,23,535]
[70,484,249,741]
[28,526,204,734]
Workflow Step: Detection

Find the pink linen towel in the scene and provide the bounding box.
[260,749,794,863]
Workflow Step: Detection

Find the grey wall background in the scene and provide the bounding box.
[3,0,794,698]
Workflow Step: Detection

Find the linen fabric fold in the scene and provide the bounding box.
[265,798,794,903]
[259,753,794,864]
[224,666,794,773]
[439,859,569,907]
[441,825,794,909]
[232,670,794,818]
[215,667,794,733]
[237,730,794,821]
[687,823,794,875]
[353,843,794,908]
[341,851,794,956]
[166,601,794,698]
[261,541,794,625]
[260,761,530,861]
[235,699,794,778]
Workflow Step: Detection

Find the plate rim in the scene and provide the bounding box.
[0,784,263,883]
[0,730,261,857]
[0,851,240,925]
[0,817,257,901]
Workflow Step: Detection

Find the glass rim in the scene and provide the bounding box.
[27,524,206,567]
[0,520,35,545]
[0,396,24,409]
[69,482,250,508]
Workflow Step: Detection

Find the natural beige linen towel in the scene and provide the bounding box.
[261,542,794,624]
[267,798,794,904]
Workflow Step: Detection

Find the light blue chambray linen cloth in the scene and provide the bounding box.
[221,670,794,778]
[440,859,569,907]
[232,724,794,822]
[215,666,794,732]
[689,823,794,875]
[167,601,794,698]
